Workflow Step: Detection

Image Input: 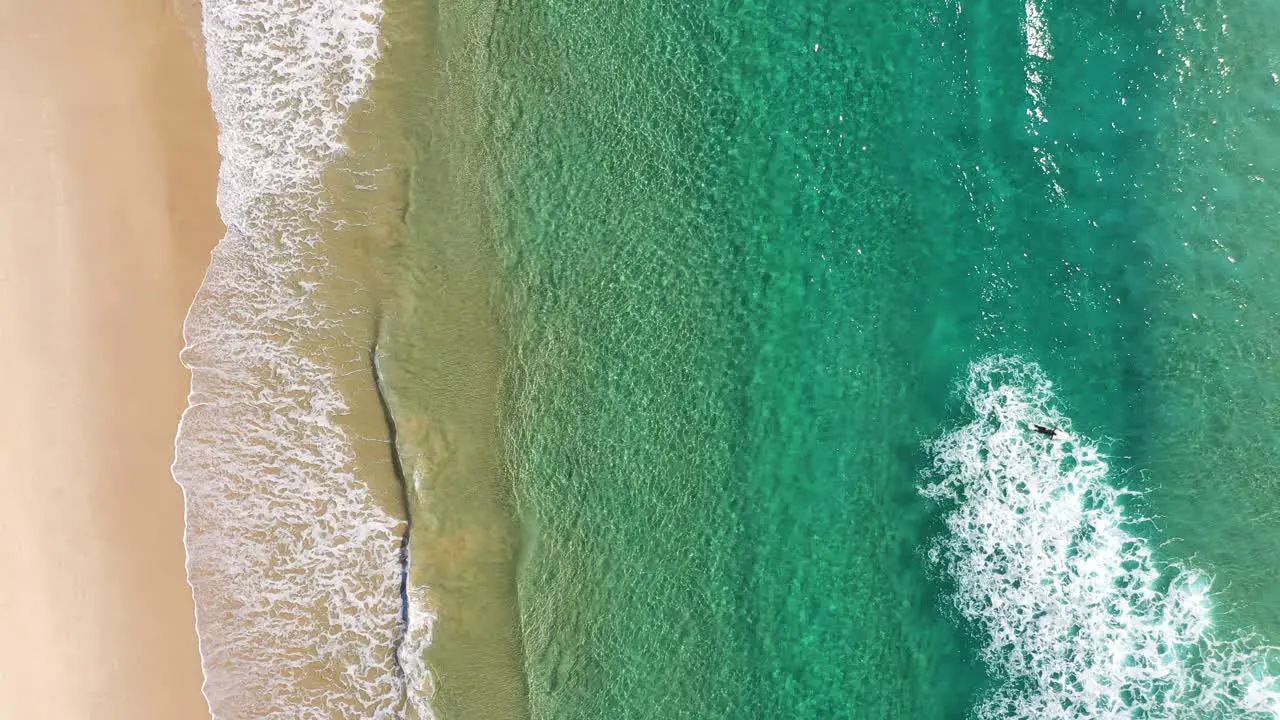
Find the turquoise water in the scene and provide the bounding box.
[182,0,1280,715]
[469,0,1280,716]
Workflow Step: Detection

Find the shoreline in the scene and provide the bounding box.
[175,1,418,716]
[0,1,220,718]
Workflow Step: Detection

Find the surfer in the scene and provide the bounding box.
[1031,423,1069,440]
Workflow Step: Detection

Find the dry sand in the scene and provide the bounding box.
[0,1,219,717]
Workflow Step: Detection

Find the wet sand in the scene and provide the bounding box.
[0,1,219,718]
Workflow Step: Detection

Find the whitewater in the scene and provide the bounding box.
[923,356,1280,719]
[172,1,433,718]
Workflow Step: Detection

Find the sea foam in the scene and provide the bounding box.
[922,356,1280,719]
[173,1,431,718]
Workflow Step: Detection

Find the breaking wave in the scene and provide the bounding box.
[922,355,1280,719]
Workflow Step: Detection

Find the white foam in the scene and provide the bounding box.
[173,1,432,718]
[1024,0,1052,61]
[922,355,1280,719]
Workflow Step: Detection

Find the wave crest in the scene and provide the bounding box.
[922,355,1280,719]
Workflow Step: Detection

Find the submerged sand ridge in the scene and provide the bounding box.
[0,1,219,718]
[364,0,532,715]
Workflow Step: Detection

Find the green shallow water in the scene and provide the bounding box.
[383,0,1280,715]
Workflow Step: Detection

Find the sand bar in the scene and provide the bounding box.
[0,1,219,717]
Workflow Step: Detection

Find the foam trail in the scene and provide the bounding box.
[922,356,1280,719]
[1022,0,1064,199]
[172,1,432,717]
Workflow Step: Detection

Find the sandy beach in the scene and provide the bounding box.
[0,1,219,717]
